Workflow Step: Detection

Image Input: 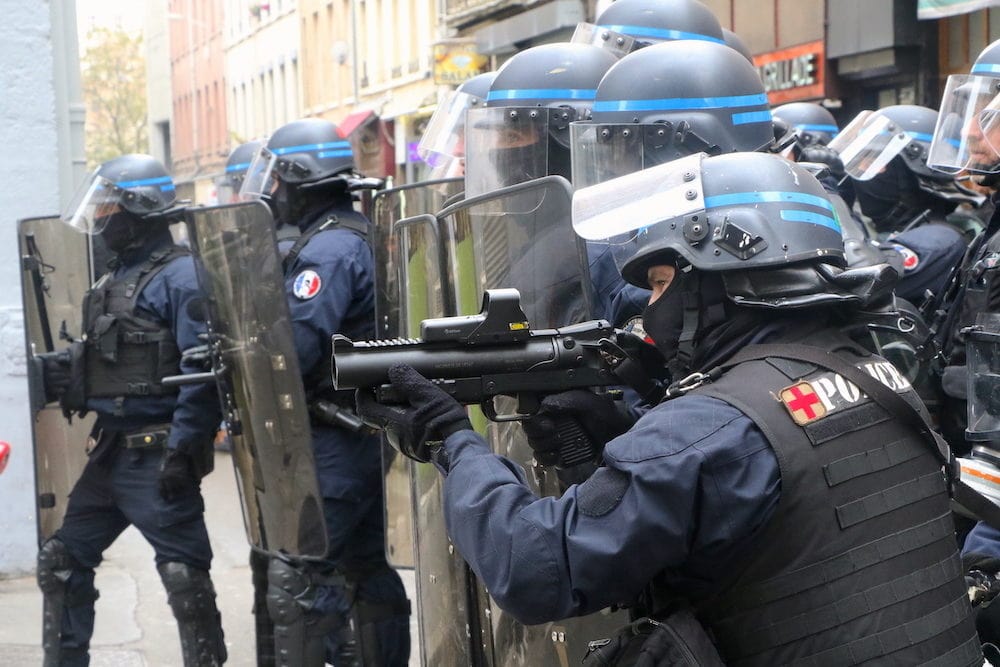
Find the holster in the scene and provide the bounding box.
[59,340,88,415]
[582,608,724,667]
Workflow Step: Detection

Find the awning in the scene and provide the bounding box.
[918,0,1000,19]
[338,109,378,137]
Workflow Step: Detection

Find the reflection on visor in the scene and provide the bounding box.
[239,147,278,198]
[417,90,483,166]
[572,153,705,240]
[829,111,911,181]
[62,172,173,235]
[928,74,1000,174]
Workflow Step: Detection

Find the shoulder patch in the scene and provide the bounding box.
[623,316,653,344]
[292,269,323,300]
[779,381,828,425]
[891,243,920,272]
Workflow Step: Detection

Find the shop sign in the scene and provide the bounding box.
[433,40,489,86]
[754,40,825,105]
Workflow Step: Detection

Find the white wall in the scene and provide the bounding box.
[0,0,71,575]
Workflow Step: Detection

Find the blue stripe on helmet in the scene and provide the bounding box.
[599,24,725,44]
[226,161,252,173]
[486,88,597,102]
[905,131,934,144]
[115,175,174,188]
[704,191,835,212]
[780,209,841,232]
[795,123,839,134]
[972,63,1000,74]
[272,141,352,156]
[592,93,769,114]
[732,109,773,125]
[318,149,354,158]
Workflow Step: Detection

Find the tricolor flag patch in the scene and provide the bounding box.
[779,381,828,425]
[293,270,323,300]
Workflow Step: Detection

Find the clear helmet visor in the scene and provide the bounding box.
[570,23,639,58]
[572,153,706,273]
[928,74,1000,175]
[464,107,551,198]
[416,90,483,172]
[571,122,704,188]
[239,146,278,199]
[828,111,913,181]
[62,172,133,235]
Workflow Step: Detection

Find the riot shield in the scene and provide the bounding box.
[19,216,97,543]
[185,202,327,557]
[390,177,623,665]
[371,178,463,574]
[437,176,624,667]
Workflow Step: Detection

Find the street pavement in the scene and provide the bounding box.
[0,451,420,666]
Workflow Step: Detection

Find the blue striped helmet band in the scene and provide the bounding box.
[486,88,598,102]
[598,24,725,44]
[704,190,840,233]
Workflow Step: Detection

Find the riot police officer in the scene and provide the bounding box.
[928,38,1000,652]
[36,154,227,666]
[217,140,263,203]
[242,117,410,665]
[572,0,725,57]
[359,152,981,665]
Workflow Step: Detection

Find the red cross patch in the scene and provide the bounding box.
[779,382,828,425]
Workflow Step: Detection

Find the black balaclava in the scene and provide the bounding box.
[275,179,352,231]
[100,211,146,255]
[642,269,689,362]
[853,158,950,234]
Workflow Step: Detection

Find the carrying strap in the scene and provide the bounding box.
[281,214,370,274]
[714,343,1000,531]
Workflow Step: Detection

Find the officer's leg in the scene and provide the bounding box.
[266,556,341,667]
[324,493,411,666]
[40,448,129,667]
[37,538,100,667]
[157,561,228,666]
[250,548,276,667]
[343,566,411,667]
[120,447,225,666]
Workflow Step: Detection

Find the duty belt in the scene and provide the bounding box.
[123,424,172,449]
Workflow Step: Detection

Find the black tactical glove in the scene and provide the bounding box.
[798,145,846,180]
[181,333,213,370]
[38,350,72,404]
[521,390,634,469]
[356,364,471,465]
[158,449,197,502]
[964,554,1000,654]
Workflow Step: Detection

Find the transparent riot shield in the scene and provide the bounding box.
[19,216,97,543]
[371,178,464,577]
[371,178,463,340]
[381,177,625,664]
[185,202,327,557]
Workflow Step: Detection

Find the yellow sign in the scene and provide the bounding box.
[433,41,489,86]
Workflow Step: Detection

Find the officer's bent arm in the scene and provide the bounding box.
[161,258,223,452]
[440,394,780,625]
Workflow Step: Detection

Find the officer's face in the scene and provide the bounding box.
[646,264,677,304]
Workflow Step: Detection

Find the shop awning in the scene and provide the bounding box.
[918,0,1000,19]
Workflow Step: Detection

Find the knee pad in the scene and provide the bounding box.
[37,538,76,594]
[266,558,312,626]
[157,562,226,665]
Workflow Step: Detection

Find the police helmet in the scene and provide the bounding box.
[771,102,839,147]
[571,41,774,187]
[572,152,888,310]
[242,118,355,197]
[572,0,725,57]
[465,44,617,195]
[224,140,264,188]
[417,71,496,177]
[929,39,1000,175]
[63,154,177,234]
[722,28,753,62]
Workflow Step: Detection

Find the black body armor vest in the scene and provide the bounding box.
[674,335,979,666]
[82,246,188,400]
